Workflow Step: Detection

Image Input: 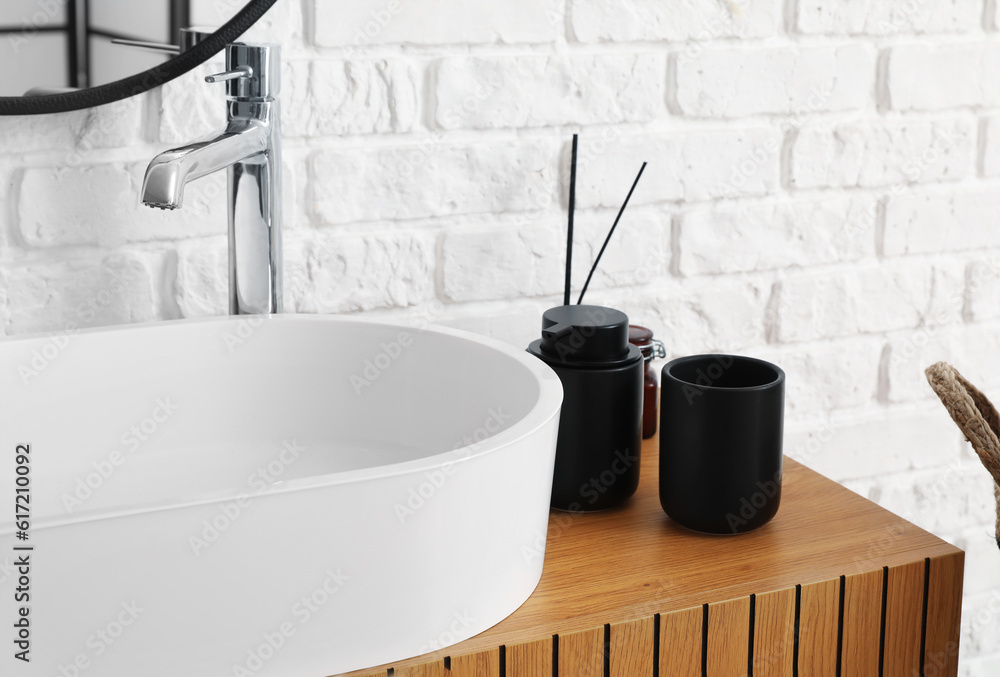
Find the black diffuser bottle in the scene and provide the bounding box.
[528,305,644,511]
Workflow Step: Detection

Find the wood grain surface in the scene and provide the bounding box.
[706,596,751,677]
[339,435,963,676]
[753,587,796,677]
[797,578,839,677]
[841,569,884,676]
[449,648,500,677]
[884,561,926,677]
[609,617,654,677]
[659,605,703,676]
[924,553,965,677]
[506,636,552,677]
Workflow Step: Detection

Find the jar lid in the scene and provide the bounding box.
[628,324,666,362]
[628,324,654,346]
[530,305,639,366]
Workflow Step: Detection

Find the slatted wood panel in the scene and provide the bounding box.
[558,626,603,677]
[797,578,839,677]
[707,596,751,677]
[753,587,796,677]
[338,437,963,677]
[924,552,965,677]
[391,661,446,677]
[841,570,884,676]
[884,561,926,677]
[610,617,654,677]
[449,648,500,677]
[506,636,553,677]
[354,560,957,677]
[659,605,702,677]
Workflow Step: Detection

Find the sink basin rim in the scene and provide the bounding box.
[0,313,562,531]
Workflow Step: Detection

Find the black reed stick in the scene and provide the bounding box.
[576,161,647,305]
[563,134,579,306]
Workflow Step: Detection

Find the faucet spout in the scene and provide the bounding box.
[141,118,268,210]
[139,43,283,316]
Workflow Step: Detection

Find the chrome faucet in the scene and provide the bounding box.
[141,43,282,315]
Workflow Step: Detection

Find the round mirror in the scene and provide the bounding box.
[0,0,277,115]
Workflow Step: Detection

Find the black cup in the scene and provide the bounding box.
[659,354,785,534]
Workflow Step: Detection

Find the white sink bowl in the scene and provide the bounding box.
[0,315,561,677]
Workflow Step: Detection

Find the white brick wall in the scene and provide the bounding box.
[1,1,999,672]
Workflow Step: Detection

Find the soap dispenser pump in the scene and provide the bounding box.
[528,304,643,511]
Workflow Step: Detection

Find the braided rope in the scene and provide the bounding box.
[925,361,1000,549]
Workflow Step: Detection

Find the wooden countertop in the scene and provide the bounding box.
[342,432,962,676]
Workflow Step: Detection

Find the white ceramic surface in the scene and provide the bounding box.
[0,315,561,677]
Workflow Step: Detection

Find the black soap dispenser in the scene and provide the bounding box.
[528,304,644,512]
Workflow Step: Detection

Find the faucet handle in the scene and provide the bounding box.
[205,65,253,83]
[206,43,279,100]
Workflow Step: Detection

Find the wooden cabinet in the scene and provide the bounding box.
[341,435,963,677]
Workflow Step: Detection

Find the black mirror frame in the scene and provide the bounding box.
[0,0,279,116]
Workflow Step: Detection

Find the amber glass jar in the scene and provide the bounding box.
[628,325,666,438]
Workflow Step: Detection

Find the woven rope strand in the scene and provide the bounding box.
[925,362,1000,549]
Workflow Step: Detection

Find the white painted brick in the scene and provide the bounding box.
[926,259,968,324]
[675,44,876,118]
[570,210,671,295]
[442,220,565,303]
[158,60,226,145]
[312,0,560,48]
[311,140,559,224]
[887,42,1000,111]
[679,196,877,275]
[0,282,8,337]
[966,256,1000,322]
[173,241,227,318]
[0,95,144,154]
[0,254,156,334]
[435,305,544,351]
[176,230,437,316]
[961,652,1000,676]
[885,322,1000,403]
[284,58,418,137]
[434,53,665,129]
[570,0,782,43]
[790,117,975,189]
[442,208,670,306]
[956,528,1000,595]
[883,327,953,403]
[231,0,304,47]
[282,152,308,231]
[0,168,13,251]
[443,209,668,305]
[795,0,981,35]
[754,339,883,414]
[284,231,435,313]
[635,276,772,357]
[784,405,963,482]
[884,188,1000,255]
[962,589,1000,656]
[776,260,963,343]
[952,323,1000,394]
[866,463,996,536]
[384,298,547,350]
[573,128,781,209]
[17,162,226,247]
[980,115,1000,177]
